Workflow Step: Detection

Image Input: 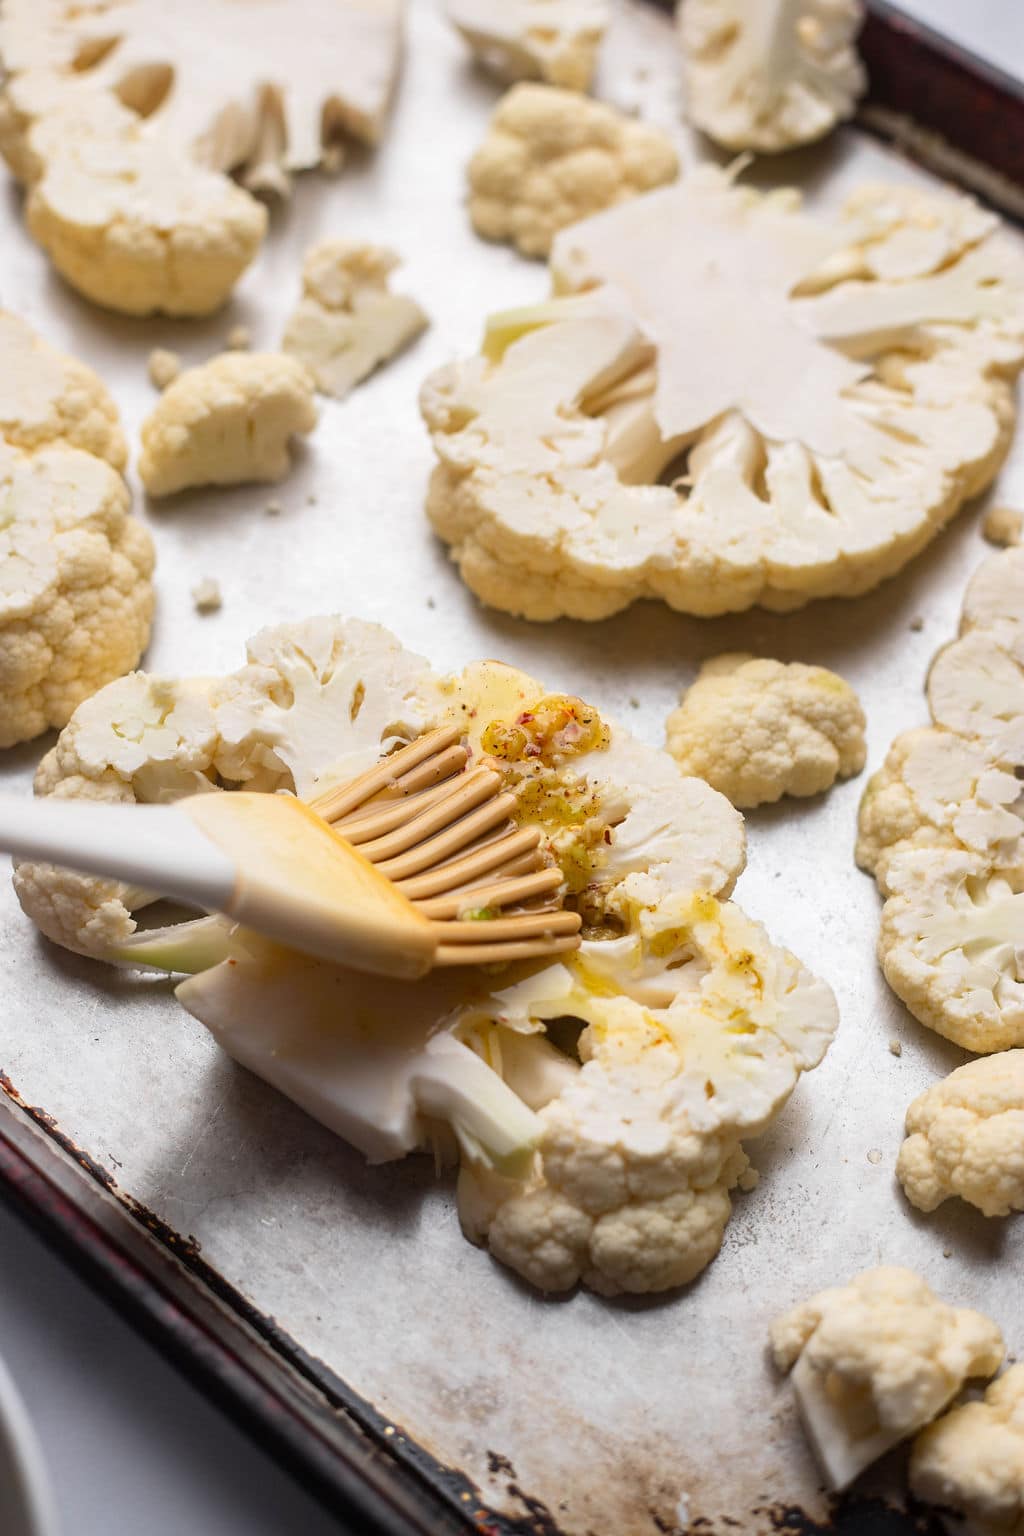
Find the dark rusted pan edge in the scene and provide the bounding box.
[0,1089,532,1536]
[858,3,1024,219]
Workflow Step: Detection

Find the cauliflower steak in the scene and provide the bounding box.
[14,617,838,1295]
[857,547,1024,1051]
[422,169,1024,621]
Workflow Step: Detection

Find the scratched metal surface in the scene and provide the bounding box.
[0,3,1021,1532]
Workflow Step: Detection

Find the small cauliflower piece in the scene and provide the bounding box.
[423,169,1024,621]
[911,1364,1024,1532]
[665,654,865,808]
[858,547,1024,1052]
[14,89,267,318]
[0,311,126,467]
[15,617,837,1295]
[138,353,317,497]
[984,505,1023,548]
[281,240,427,400]
[771,1266,1004,1490]
[447,0,608,92]
[467,83,679,259]
[147,350,181,391]
[897,1051,1024,1217]
[679,0,866,153]
[190,577,222,614]
[0,315,154,749]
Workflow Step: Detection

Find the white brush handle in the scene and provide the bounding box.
[0,795,236,912]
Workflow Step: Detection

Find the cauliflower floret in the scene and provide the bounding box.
[447,0,608,92]
[856,727,1022,890]
[771,1266,1005,1490]
[665,654,865,808]
[911,1364,1024,1532]
[897,1051,1024,1217]
[679,0,866,153]
[879,852,1024,1053]
[281,240,427,400]
[138,353,317,496]
[459,891,837,1295]
[15,619,837,1294]
[0,311,126,467]
[467,83,679,260]
[13,87,267,318]
[858,547,1024,1052]
[0,316,154,749]
[423,169,1024,621]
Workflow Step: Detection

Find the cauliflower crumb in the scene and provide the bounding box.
[772,1266,1004,1490]
[888,1038,902,1057]
[191,577,222,614]
[983,504,1023,547]
[666,654,866,809]
[226,326,251,351]
[147,349,182,391]
[139,352,317,497]
[911,1364,1024,1530]
[897,1051,1024,1218]
[282,240,427,400]
[866,1147,882,1164]
[467,83,679,259]
[910,617,925,632]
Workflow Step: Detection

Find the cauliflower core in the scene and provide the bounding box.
[911,1363,1024,1532]
[14,616,837,1296]
[0,314,154,748]
[679,0,866,153]
[665,654,865,808]
[897,1051,1024,1218]
[138,353,317,496]
[467,83,679,260]
[422,169,1024,621]
[447,0,608,92]
[771,1266,1004,1490]
[282,240,427,400]
[857,546,1024,1051]
[0,86,266,318]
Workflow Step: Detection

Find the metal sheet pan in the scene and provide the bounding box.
[1,3,1021,1531]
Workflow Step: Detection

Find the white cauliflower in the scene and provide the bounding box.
[447,0,608,92]
[0,0,404,193]
[147,350,182,391]
[984,505,1023,548]
[281,240,427,400]
[857,547,1024,1052]
[14,617,837,1295]
[911,1364,1024,1533]
[897,1051,1024,1218]
[0,316,154,749]
[771,1266,1005,1491]
[665,654,865,808]
[467,83,679,260]
[0,311,126,466]
[422,168,1024,621]
[679,0,866,153]
[138,353,317,496]
[3,86,266,318]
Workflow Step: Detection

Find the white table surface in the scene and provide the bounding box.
[2,3,1022,1534]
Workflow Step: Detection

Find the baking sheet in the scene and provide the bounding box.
[1,3,1022,1531]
